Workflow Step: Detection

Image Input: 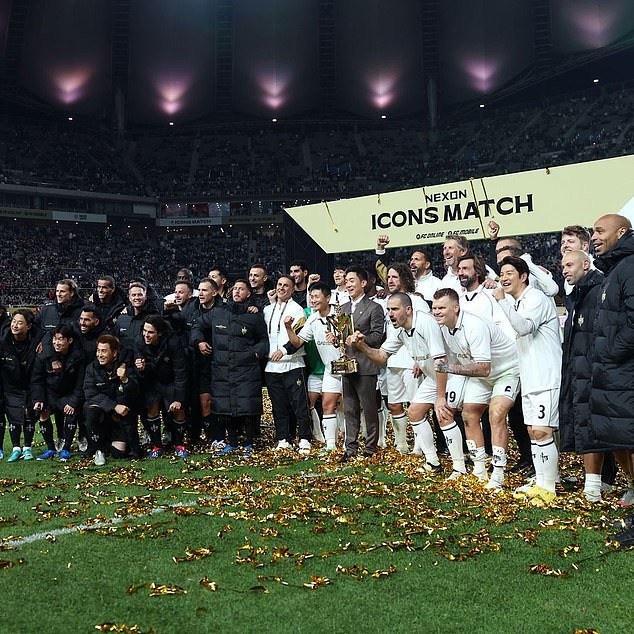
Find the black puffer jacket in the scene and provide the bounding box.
[36,294,85,345]
[113,302,160,363]
[192,302,268,416]
[31,346,86,409]
[559,268,603,453]
[0,324,45,397]
[92,286,127,329]
[133,334,188,404]
[588,230,634,451]
[83,361,138,412]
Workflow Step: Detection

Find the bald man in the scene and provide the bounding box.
[588,214,634,513]
[559,250,606,501]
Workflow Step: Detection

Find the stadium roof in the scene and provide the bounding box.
[0,0,633,125]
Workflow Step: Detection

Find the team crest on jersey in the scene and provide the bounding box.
[296,378,302,386]
[241,327,247,335]
[578,315,584,326]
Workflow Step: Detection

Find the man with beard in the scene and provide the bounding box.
[249,264,272,311]
[83,335,139,466]
[456,253,533,474]
[73,303,107,453]
[289,261,309,308]
[375,235,441,304]
[209,266,229,301]
[32,324,86,461]
[135,314,189,458]
[350,293,460,474]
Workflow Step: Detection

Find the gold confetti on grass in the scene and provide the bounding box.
[529,564,568,578]
[0,558,25,569]
[127,582,187,596]
[303,576,331,590]
[173,546,215,564]
[95,624,155,633]
[199,577,219,592]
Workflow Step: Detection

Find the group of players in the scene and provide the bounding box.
[1,213,633,515]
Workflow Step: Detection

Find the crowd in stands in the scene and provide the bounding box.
[0,82,632,201]
[0,223,285,307]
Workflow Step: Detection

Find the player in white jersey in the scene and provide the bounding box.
[284,282,342,451]
[489,224,559,298]
[494,256,562,507]
[374,263,430,453]
[432,288,520,487]
[457,253,534,472]
[349,292,464,474]
[441,235,498,292]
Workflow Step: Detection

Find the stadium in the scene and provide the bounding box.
[0,1,633,632]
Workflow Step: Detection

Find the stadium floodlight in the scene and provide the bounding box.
[169,121,175,126]
[272,118,278,122]
[479,103,485,108]
[593,78,599,84]
[381,114,387,119]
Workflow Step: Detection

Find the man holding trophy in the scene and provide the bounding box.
[334,266,385,461]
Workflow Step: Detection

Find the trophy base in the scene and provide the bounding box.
[331,357,359,375]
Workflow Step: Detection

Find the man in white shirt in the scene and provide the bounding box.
[457,253,534,472]
[432,288,520,488]
[264,275,311,453]
[375,262,430,453]
[494,256,562,507]
[331,267,350,305]
[350,292,465,476]
[283,282,342,451]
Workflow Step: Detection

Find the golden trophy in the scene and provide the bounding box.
[327,302,359,375]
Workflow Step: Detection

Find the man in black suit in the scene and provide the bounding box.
[335,266,385,459]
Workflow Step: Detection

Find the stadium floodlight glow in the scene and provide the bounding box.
[155,75,192,115]
[593,78,600,83]
[566,4,624,49]
[67,116,73,121]
[54,66,93,104]
[368,72,399,109]
[479,103,485,108]
[257,69,291,110]
[271,118,278,122]
[169,121,174,126]
[463,58,500,92]
[381,114,387,119]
